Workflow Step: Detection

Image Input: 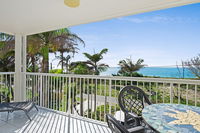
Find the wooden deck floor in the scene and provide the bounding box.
[0,107,111,133]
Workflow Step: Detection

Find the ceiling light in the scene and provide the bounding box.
[64,0,80,8]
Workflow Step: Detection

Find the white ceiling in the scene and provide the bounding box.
[0,0,199,35]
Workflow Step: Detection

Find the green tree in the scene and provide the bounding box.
[81,48,109,113]
[83,48,109,75]
[56,55,71,73]
[0,33,15,72]
[118,58,145,77]
[0,51,15,72]
[71,63,92,75]
[54,30,84,73]
[27,37,41,72]
[29,28,84,73]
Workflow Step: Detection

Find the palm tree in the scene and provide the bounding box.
[27,37,41,72]
[118,58,145,76]
[55,55,71,73]
[81,48,109,114]
[0,33,42,73]
[29,28,84,73]
[54,32,84,72]
[0,33,15,72]
[70,61,93,74]
[0,51,15,72]
[83,48,109,75]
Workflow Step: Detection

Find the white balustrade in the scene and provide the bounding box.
[0,72,15,102]
[25,72,200,121]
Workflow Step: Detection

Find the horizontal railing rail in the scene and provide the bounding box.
[25,72,200,122]
[26,72,200,85]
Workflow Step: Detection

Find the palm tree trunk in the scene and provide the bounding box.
[31,56,36,72]
[94,63,98,75]
[41,45,49,73]
[61,52,64,73]
[66,61,70,73]
[42,58,49,73]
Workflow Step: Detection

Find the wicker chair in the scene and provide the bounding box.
[118,86,152,127]
[106,114,145,133]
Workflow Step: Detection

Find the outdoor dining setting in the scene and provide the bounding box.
[106,85,200,133]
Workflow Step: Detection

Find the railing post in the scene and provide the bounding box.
[109,79,112,114]
[68,76,71,114]
[40,75,43,106]
[178,84,180,104]
[104,80,107,122]
[186,84,189,105]
[195,85,197,106]
[170,83,173,104]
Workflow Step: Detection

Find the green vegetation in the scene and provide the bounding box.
[113,58,145,77]
[1,31,200,123]
[82,48,109,75]
[49,69,63,74]
[71,63,92,75]
[28,28,85,73]
[0,33,14,72]
[70,48,109,75]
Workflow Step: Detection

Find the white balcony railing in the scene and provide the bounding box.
[25,72,200,122]
[0,72,200,121]
[0,72,15,102]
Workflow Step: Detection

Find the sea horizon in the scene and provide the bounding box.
[100,67,196,79]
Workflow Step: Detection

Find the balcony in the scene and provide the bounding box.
[0,106,110,133]
[1,0,200,132]
[0,72,199,132]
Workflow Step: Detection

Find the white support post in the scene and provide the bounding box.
[14,34,27,102]
[22,35,27,101]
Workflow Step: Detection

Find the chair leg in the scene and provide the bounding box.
[6,111,9,121]
[24,111,32,121]
[35,105,39,111]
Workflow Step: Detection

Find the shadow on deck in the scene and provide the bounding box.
[0,107,111,133]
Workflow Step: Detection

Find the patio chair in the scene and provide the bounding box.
[0,100,38,121]
[0,83,38,121]
[106,114,145,133]
[118,85,152,127]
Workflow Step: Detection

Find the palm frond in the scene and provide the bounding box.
[99,48,108,55]
[83,53,92,60]
[118,58,145,75]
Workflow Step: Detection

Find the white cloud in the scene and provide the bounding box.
[117,16,199,23]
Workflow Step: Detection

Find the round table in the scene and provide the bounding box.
[142,104,200,133]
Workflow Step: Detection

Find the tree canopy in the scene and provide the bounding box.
[117,58,145,77]
[82,48,109,75]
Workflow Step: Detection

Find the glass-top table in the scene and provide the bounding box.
[142,104,200,133]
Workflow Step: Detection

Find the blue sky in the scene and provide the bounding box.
[51,3,200,68]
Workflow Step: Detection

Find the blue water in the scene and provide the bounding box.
[100,67,196,78]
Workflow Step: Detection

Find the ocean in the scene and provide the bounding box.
[100,67,196,78]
